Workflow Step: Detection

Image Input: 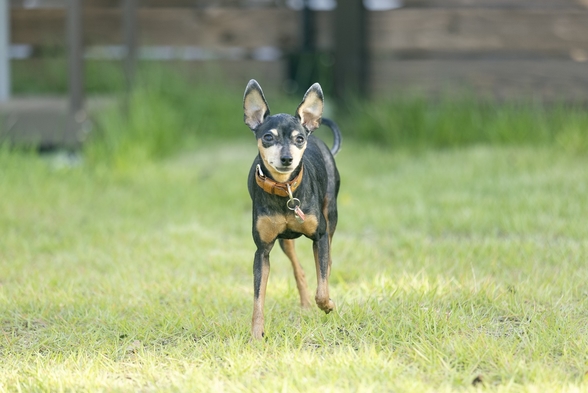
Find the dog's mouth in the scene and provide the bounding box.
[266,160,295,174]
[261,163,296,183]
[273,166,294,173]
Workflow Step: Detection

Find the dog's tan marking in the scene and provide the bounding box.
[256,215,287,244]
[257,140,291,183]
[257,130,278,172]
[290,143,306,173]
[256,214,319,244]
[287,213,318,236]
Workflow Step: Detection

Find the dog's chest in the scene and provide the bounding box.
[255,213,319,243]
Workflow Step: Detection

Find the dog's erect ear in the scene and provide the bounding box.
[296,83,324,133]
[243,79,270,131]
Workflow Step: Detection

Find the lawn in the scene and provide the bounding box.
[1,139,587,391]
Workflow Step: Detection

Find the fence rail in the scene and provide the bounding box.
[6,0,588,100]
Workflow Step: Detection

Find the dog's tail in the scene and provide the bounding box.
[321,118,342,156]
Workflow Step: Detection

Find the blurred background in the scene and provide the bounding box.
[0,0,587,156]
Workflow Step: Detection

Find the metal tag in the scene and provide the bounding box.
[294,205,306,223]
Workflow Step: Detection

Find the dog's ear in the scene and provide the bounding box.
[296,83,324,133]
[243,79,270,131]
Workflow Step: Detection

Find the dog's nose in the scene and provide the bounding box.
[280,155,293,166]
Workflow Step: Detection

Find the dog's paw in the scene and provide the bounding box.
[252,325,265,340]
[316,297,335,314]
[300,295,313,309]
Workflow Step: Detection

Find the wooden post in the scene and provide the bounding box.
[0,0,9,102]
[301,0,315,53]
[333,0,367,100]
[67,0,84,143]
[123,0,138,104]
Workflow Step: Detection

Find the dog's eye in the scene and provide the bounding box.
[294,135,305,144]
[262,134,274,142]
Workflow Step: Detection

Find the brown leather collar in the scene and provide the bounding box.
[255,164,304,197]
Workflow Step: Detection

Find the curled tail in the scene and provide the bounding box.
[320,118,342,156]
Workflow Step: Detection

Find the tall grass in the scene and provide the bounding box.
[343,94,588,153]
[83,66,302,169]
[85,69,588,169]
[12,59,126,94]
[84,67,246,169]
[10,58,588,161]
[11,61,585,166]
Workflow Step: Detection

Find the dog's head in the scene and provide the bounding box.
[243,79,324,182]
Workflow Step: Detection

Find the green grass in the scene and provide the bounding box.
[1,141,588,391]
[82,66,302,170]
[11,60,588,158]
[4,65,588,390]
[345,95,588,152]
[84,86,588,172]
[12,58,127,95]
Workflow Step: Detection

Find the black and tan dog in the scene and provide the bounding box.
[243,79,341,339]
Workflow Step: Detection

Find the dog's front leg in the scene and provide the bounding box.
[313,234,335,313]
[252,242,273,339]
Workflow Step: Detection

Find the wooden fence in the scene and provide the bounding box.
[7,0,588,100]
[369,1,588,101]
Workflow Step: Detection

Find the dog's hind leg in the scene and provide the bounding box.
[313,234,335,313]
[279,239,312,308]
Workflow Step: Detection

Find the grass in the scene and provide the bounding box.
[3,66,588,390]
[11,59,588,162]
[82,65,302,170]
[12,58,127,95]
[78,66,588,172]
[345,94,588,152]
[1,140,588,391]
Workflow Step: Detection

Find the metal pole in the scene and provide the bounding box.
[0,0,10,102]
[67,0,84,142]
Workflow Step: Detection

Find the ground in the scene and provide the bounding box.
[1,142,587,392]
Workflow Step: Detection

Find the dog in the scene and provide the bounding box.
[243,79,341,339]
